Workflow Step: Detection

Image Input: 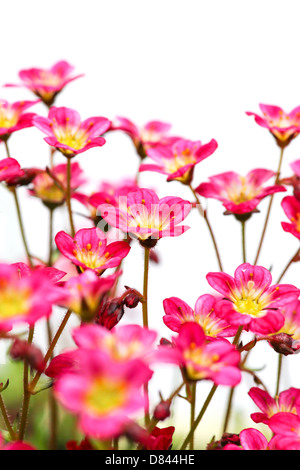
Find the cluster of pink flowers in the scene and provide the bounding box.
[1,61,300,452]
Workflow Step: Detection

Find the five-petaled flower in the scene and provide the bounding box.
[162,294,238,338]
[0,158,24,183]
[246,103,300,148]
[99,188,192,247]
[248,386,300,425]
[206,263,300,335]
[168,322,241,385]
[139,138,218,185]
[0,99,39,142]
[54,349,153,440]
[9,60,84,107]
[55,227,131,274]
[33,106,111,158]
[196,169,285,216]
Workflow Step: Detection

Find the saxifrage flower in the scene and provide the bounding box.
[246,103,300,148]
[0,99,39,141]
[33,106,111,158]
[139,138,218,184]
[248,386,300,425]
[9,60,84,106]
[281,195,300,240]
[206,263,300,335]
[99,188,192,247]
[55,227,131,274]
[196,169,285,216]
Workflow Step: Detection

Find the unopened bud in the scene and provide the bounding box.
[268,333,300,356]
[10,338,45,372]
[153,400,171,421]
[96,298,124,330]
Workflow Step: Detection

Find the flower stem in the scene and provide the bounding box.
[180,383,218,450]
[189,184,223,271]
[66,157,75,237]
[142,246,150,426]
[48,207,54,266]
[276,246,300,283]
[222,325,244,433]
[241,220,246,263]
[254,147,284,265]
[275,354,283,396]
[4,140,11,159]
[12,187,33,268]
[18,326,34,441]
[29,309,73,393]
[0,393,17,441]
[189,382,197,450]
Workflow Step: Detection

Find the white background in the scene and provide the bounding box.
[1,0,300,447]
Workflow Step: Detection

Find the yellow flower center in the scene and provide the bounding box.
[0,285,30,319]
[84,376,127,415]
[0,107,18,129]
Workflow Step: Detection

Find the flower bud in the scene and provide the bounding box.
[268,333,300,356]
[10,338,45,372]
[96,298,124,330]
[153,400,171,421]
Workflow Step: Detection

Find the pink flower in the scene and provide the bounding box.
[139,138,218,184]
[111,116,174,158]
[33,106,111,158]
[0,263,61,330]
[54,350,153,439]
[206,263,300,335]
[169,322,241,385]
[268,412,300,450]
[246,104,300,147]
[72,323,158,365]
[281,195,300,240]
[10,60,84,106]
[162,294,238,338]
[55,227,131,274]
[223,428,273,450]
[0,99,39,141]
[248,386,300,425]
[0,158,24,183]
[0,433,36,450]
[58,270,120,320]
[29,161,85,208]
[99,188,192,247]
[280,159,300,201]
[196,169,285,215]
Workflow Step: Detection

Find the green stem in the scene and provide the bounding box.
[18,326,34,441]
[189,184,223,271]
[12,188,33,268]
[180,384,218,450]
[0,393,16,440]
[4,140,11,159]
[254,147,284,265]
[48,208,54,266]
[190,382,197,450]
[241,220,246,263]
[222,325,244,434]
[29,309,73,393]
[142,246,150,426]
[276,246,300,283]
[275,354,283,397]
[66,158,75,237]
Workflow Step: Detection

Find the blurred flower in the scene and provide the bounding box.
[169,323,241,385]
[0,263,62,330]
[145,426,175,450]
[54,350,153,440]
[55,227,131,274]
[7,60,84,107]
[0,99,39,142]
[110,116,174,158]
[72,323,158,365]
[196,169,285,216]
[99,188,192,247]
[139,138,218,184]
[0,158,24,182]
[281,195,300,239]
[33,106,111,158]
[29,161,85,208]
[163,294,238,338]
[246,103,300,148]
[248,386,300,425]
[206,263,300,335]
